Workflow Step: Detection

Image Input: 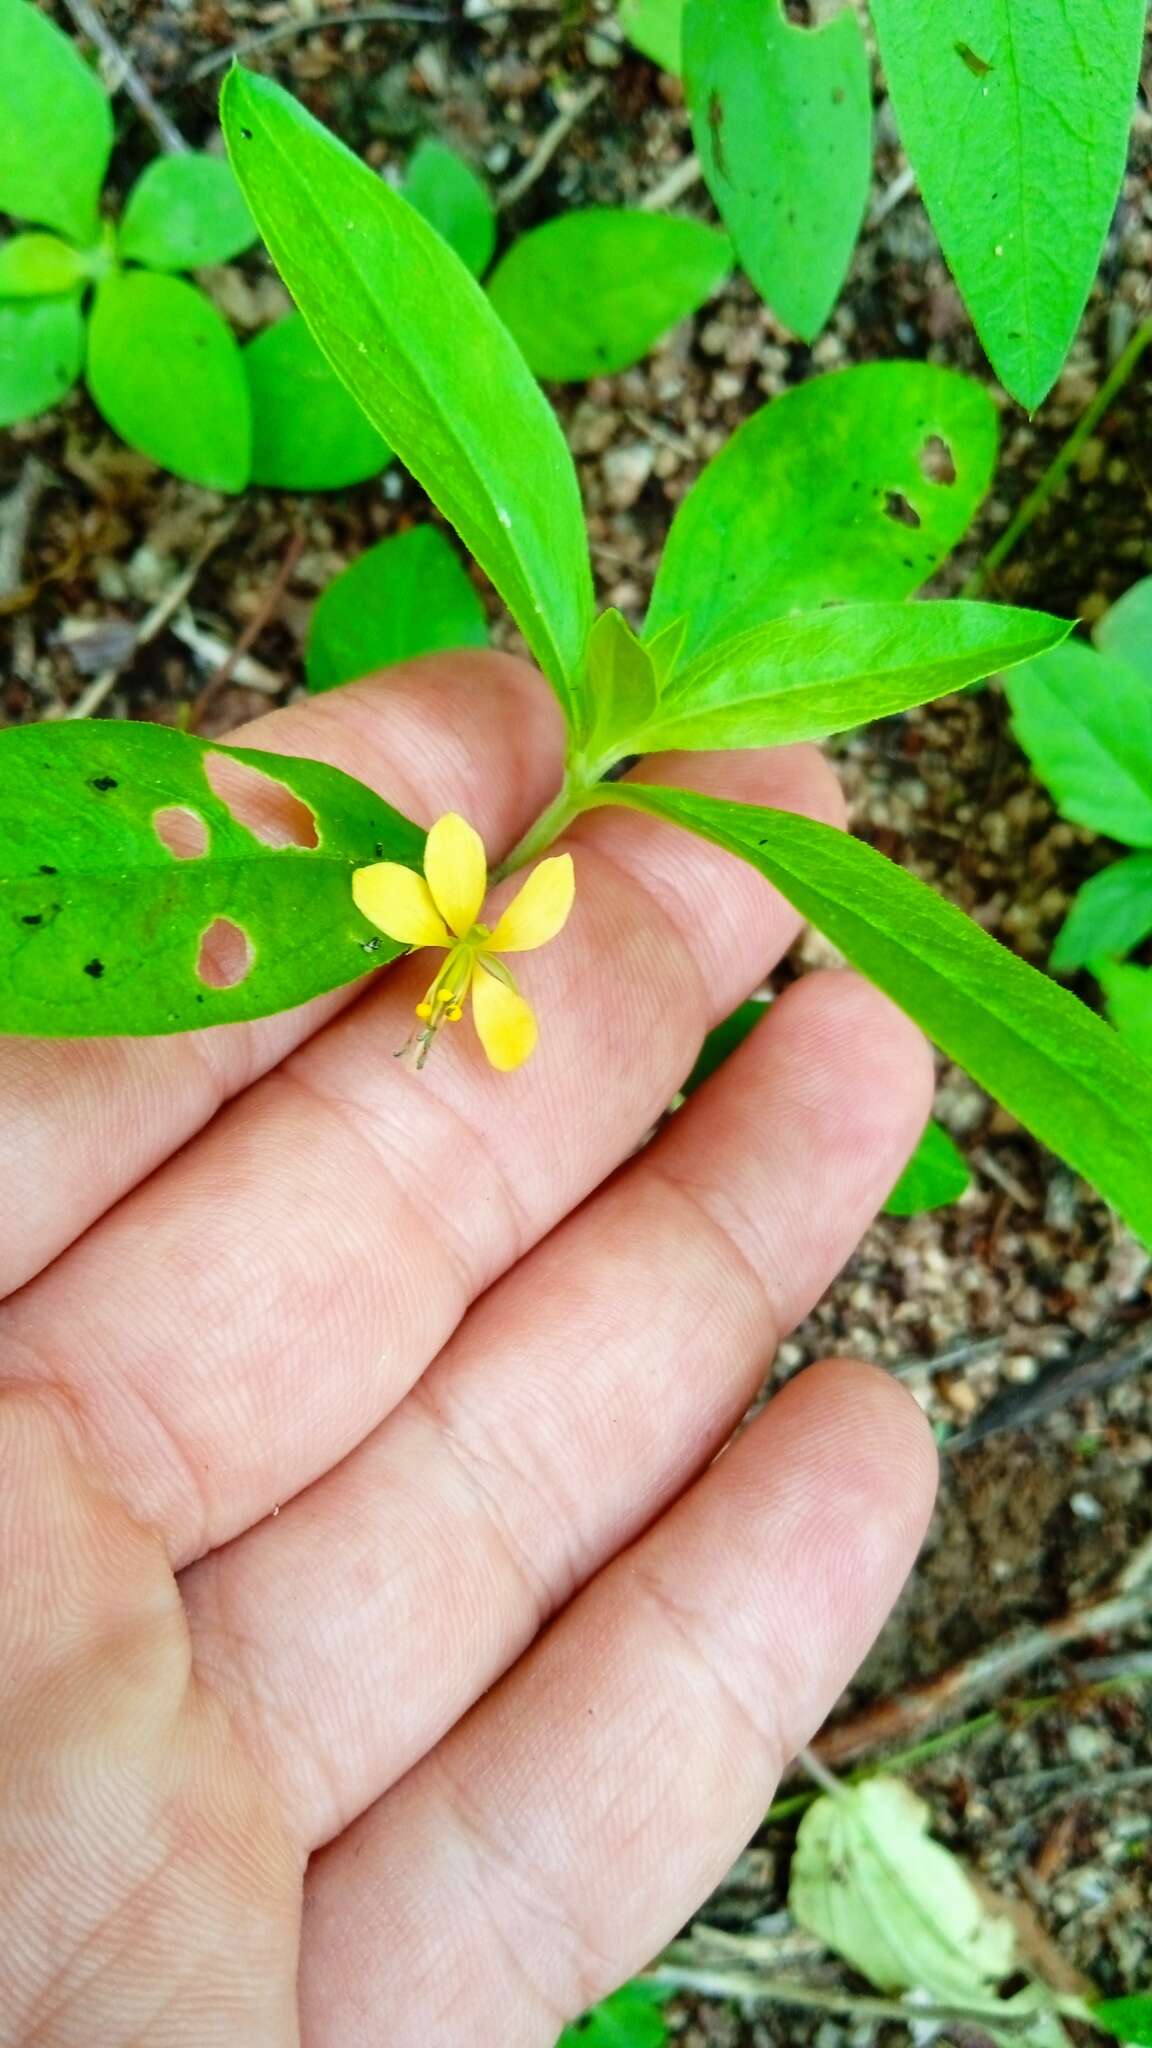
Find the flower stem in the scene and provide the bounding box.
[490,763,618,881]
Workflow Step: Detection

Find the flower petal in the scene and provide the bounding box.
[424,812,488,938]
[352,862,450,948]
[486,854,575,953]
[470,959,538,1071]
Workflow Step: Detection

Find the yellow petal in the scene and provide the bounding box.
[424,812,489,938]
[352,862,450,948]
[486,854,575,953]
[471,960,537,1071]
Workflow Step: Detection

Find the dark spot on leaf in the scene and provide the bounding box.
[39,864,57,874]
[239,125,253,140]
[920,433,957,485]
[955,40,993,76]
[90,775,118,792]
[884,490,922,529]
[21,913,43,927]
[707,91,729,179]
[374,842,387,859]
[902,557,916,568]
[360,936,384,955]
[154,805,210,860]
[84,959,105,978]
[197,917,253,990]
[204,752,318,849]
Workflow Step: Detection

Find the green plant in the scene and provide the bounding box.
[557,1981,670,2045]
[306,526,490,693]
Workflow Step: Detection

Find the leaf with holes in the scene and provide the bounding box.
[487,210,731,380]
[557,1981,670,2047]
[222,65,595,739]
[118,152,258,271]
[684,0,871,342]
[87,270,251,491]
[1005,639,1152,847]
[868,0,1146,409]
[0,293,84,426]
[1052,855,1152,973]
[306,526,489,692]
[245,313,392,490]
[608,783,1152,1244]
[403,138,495,278]
[0,0,112,244]
[883,1120,970,1215]
[0,721,424,1036]
[646,363,998,665]
[619,0,683,72]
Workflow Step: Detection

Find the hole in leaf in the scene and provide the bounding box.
[919,434,957,485]
[204,753,319,850]
[196,918,253,991]
[154,805,210,860]
[884,489,922,529]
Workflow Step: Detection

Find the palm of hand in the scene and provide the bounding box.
[1,655,935,2047]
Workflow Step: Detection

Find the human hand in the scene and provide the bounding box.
[0,654,937,2046]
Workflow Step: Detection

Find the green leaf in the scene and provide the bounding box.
[611,782,1152,1245]
[633,600,1068,753]
[222,65,595,739]
[0,294,83,425]
[488,209,730,381]
[684,0,871,342]
[0,720,423,1035]
[0,0,112,243]
[883,1120,970,1215]
[647,362,998,665]
[86,270,251,492]
[586,608,659,756]
[1051,855,1152,973]
[1094,575,1152,683]
[0,232,90,297]
[1098,962,1152,1066]
[306,526,489,692]
[403,137,495,277]
[1090,1994,1152,2046]
[681,994,764,1096]
[868,0,1147,409]
[118,152,258,271]
[1005,640,1152,847]
[245,313,391,490]
[619,0,682,72]
[556,1981,670,2048]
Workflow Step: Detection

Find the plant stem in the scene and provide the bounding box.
[964,317,1152,597]
[645,1957,1041,2034]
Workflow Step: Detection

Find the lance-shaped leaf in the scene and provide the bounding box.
[647,363,998,665]
[0,0,112,244]
[0,721,423,1036]
[87,270,251,492]
[0,294,84,426]
[221,65,595,737]
[630,600,1067,753]
[868,0,1147,410]
[608,783,1152,1245]
[1006,639,1152,846]
[684,0,871,342]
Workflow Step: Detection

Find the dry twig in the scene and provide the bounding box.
[61,0,189,154]
[498,80,606,209]
[55,513,238,721]
[185,529,305,731]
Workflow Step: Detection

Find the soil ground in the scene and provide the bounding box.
[3,3,1151,2038]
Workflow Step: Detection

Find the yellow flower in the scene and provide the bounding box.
[352,812,575,1072]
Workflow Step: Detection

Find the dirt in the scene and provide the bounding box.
[3,2,1151,2037]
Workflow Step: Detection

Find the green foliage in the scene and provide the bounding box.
[611,783,1152,1245]
[487,209,731,380]
[1097,961,1152,1065]
[883,1121,971,1215]
[1095,574,1152,675]
[868,0,1147,410]
[0,294,84,427]
[245,313,391,490]
[0,0,112,244]
[306,527,489,692]
[585,608,659,757]
[222,64,596,737]
[1090,1994,1152,2045]
[646,363,998,665]
[0,231,91,295]
[1051,856,1152,975]
[683,0,871,343]
[403,137,495,277]
[1006,640,1152,846]
[0,721,422,1035]
[556,1981,669,2047]
[619,0,682,73]
[117,153,258,271]
[682,995,765,1096]
[86,270,251,492]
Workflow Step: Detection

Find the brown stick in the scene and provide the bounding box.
[185,528,304,732]
[60,0,189,154]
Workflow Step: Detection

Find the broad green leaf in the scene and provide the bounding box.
[1091,1995,1152,2046]
[612,782,1152,1244]
[0,294,83,425]
[633,600,1067,753]
[586,608,658,757]
[0,0,112,243]
[86,271,250,492]
[883,1120,970,1215]
[1051,855,1152,973]
[1094,575,1152,682]
[1005,640,1152,847]
[557,1981,670,2047]
[647,363,998,664]
[306,526,488,692]
[646,615,688,691]
[684,0,871,341]
[619,0,682,72]
[868,0,1147,409]
[118,152,258,271]
[245,313,391,490]
[681,995,764,1096]
[0,720,423,1035]
[1098,962,1152,1066]
[488,209,730,381]
[403,138,495,278]
[0,232,90,296]
[222,66,595,738]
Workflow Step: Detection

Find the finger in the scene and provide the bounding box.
[0,653,565,1300]
[299,1360,937,2046]
[184,972,933,1849]
[2,744,843,1564]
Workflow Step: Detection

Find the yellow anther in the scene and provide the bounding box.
[447,1004,464,1021]
[436,986,454,1004]
[415,1001,432,1019]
